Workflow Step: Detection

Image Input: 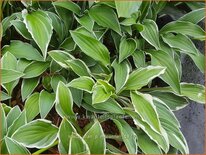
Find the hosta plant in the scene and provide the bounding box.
[0,0,205,154]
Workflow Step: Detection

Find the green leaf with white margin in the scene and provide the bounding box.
[162,33,199,55]
[69,132,90,154]
[93,98,125,114]
[21,78,39,101]
[178,8,205,24]
[52,1,81,15]
[75,13,94,32]
[49,50,73,68]
[10,20,32,40]
[124,109,169,153]
[70,31,110,66]
[89,5,121,35]
[1,69,24,84]
[124,66,166,90]
[2,41,43,61]
[1,52,19,95]
[134,129,162,154]
[56,82,75,119]
[140,19,160,49]
[162,33,205,73]
[83,120,106,154]
[113,119,137,154]
[65,59,91,77]
[112,59,130,93]
[51,74,67,92]
[23,61,50,78]
[17,59,32,72]
[7,111,27,137]
[149,91,188,111]
[39,90,55,119]
[58,118,77,154]
[24,93,40,122]
[22,9,53,59]
[12,119,58,148]
[119,37,137,63]
[131,91,162,133]
[115,0,142,18]
[147,50,181,94]
[0,104,7,139]
[132,50,146,68]
[160,21,205,40]
[67,76,95,93]
[0,92,11,101]
[6,106,21,128]
[4,137,30,154]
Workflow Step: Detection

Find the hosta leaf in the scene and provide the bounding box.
[147,50,181,94]
[113,119,137,154]
[93,98,124,114]
[21,78,39,101]
[131,91,161,133]
[24,93,40,122]
[134,129,162,154]
[56,82,75,119]
[1,51,17,70]
[83,121,106,154]
[1,69,24,84]
[92,84,112,104]
[178,8,205,24]
[49,50,73,68]
[132,51,146,68]
[58,118,77,154]
[23,61,49,78]
[189,52,205,73]
[70,31,110,66]
[119,38,137,63]
[112,59,130,93]
[115,0,142,18]
[2,41,43,61]
[17,59,32,72]
[75,14,94,32]
[124,66,166,90]
[68,76,95,93]
[65,59,91,77]
[11,20,32,40]
[89,5,121,34]
[7,111,27,137]
[1,92,11,101]
[39,90,55,119]
[140,19,160,49]
[160,21,205,40]
[149,91,188,111]
[6,106,21,128]
[69,132,90,154]
[180,83,205,104]
[12,119,58,148]
[51,75,67,92]
[4,137,30,154]
[60,37,76,52]
[2,13,18,36]
[0,104,7,139]
[162,33,199,55]
[52,1,81,15]
[23,10,53,59]
[70,88,83,107]
[125,109,169,152]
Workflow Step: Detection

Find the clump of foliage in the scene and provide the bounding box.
[0,0,205,154]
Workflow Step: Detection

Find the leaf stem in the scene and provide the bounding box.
[32,140,58,155]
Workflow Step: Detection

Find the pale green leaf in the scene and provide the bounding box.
[6,106,21,128]
[83,121,106,154]
[68,76,95,93]
[51,75,67,92]
[132,51,146,68]
[1,69,24,84]
[12,119,58,148]
[115,0,142,18]
[24,93,40,122]
[70,31,110,66]
[119,38,137,63]
[0,104,7,139]
[21,78,39,101]
[124,66,166,90]
[75,13,94,32]
[89,5,121,34]
[23,10,53,59]
[39,90,55,119]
